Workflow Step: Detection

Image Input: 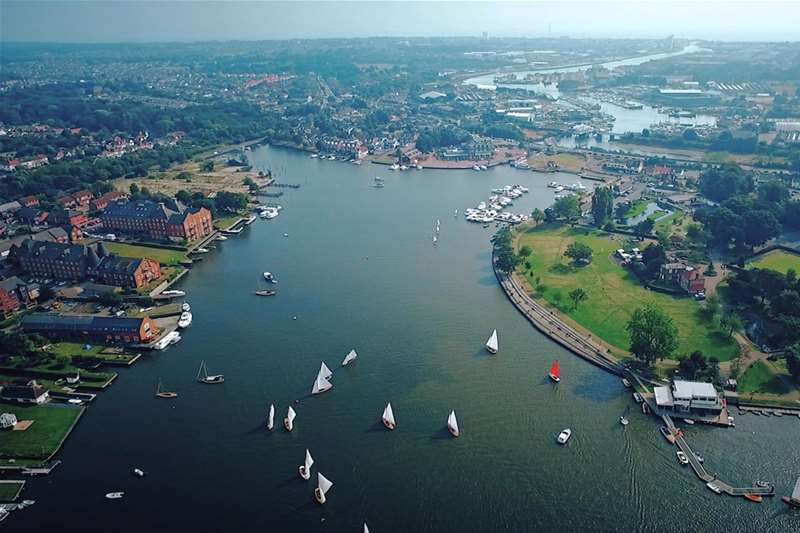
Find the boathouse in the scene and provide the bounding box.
[654,380,723,417]
[22,313,157,344]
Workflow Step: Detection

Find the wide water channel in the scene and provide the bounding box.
[13,146,800,533]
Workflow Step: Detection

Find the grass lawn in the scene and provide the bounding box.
[517,224,739,361]
[0,405,81,460]
[738,360,793,395]
[213,213,243,230]
[623,199,649,218]
[0,481,24,502]
[748,249,800,275]
[136,265,184,294]
[104,242,186,266]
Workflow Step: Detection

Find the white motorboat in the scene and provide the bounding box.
[260,207,279,219]
[342,349,358,366]
[160,289,186,297]
[382,402,396,430]
[194,247,210,254]
[67,398,83,405]
[169,332,181,345]
[706,482,722,494]
[447,410,460,437]
[133,468,145,477]
[216,235,228,241]
[682,418,695,425]
[181,302,191,312]
[677,451,689,465]
[299,449,314,480]
[485,329,498,354]
[267,404,275,430]
[557,428,572,444]
[178,311,193,328]
[153,330,181,350]
[263,272,277,283]
[284,406,296,431]
[314,472,334,504]
[105,492,124,500]
[620,416,629,426]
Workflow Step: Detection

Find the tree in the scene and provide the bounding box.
[634,218,655,240]
[552,196,581,223]
[200,160,214,172]
[569,288,588,310]
[519,245,532,258]
[530,208,545,224]
[591,187,614,227]
[175,189,192,205]
[720,312,743,338]
[129,183,140,196]
[626,304,678,365]
[564,242,593,265]
[742,209,781,248]
[758,180,790,204]
[679,350,707,380]
[496,250,522,274]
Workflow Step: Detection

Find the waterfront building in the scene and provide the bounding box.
[102,200,213,242]
[659,262,705,295]
[0,380,49,405]
[92,254,161,289]
[654,380,723,417]
[21,313,158,344]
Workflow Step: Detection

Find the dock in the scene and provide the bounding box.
[661,415,775,498]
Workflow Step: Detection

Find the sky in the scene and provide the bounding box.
[1,1,799,43]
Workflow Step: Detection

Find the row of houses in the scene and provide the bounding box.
[21,313,158,344]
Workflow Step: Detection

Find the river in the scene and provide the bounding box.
[11,146,800,533]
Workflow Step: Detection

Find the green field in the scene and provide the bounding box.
[0,481,24,502]
[104,242,186,266]
[738,360,793,395]
[517,224,739,361]
[748,249,800,275]
[0,405,81,460]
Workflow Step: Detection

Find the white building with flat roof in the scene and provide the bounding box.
[654,380,723,416]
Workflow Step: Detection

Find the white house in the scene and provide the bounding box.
[654,380,723,417]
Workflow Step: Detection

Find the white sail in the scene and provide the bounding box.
[312,373,333,394]
[318,473,333,495]
[364,524,370,533]
[793,476,800,501]
[320,362,333,380]
[287,406,296,424]
[382,403,395,426]
[486,329,498,353]
[304,449,314,472]
[447,410,459,434]
[433,235,438,243]
[342,349,358,366]
[267,404,275,430]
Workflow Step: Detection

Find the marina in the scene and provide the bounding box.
[11,145,800,533]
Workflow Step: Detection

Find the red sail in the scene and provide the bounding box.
[549,360,560,379]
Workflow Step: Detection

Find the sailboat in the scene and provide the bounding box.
[364,524,370,533]
[342,349,358,366]
[485,329,498,354]
[299,449,314,480]
[783,476,800,508]
[311,373,333,394]
[284,406,296,431]
[454,208,458,217]
[433,235,438,245]
[314,472,334,504]
[447,410,460,437]
[382,402,396,430]
[196,360,224,384]
[155,379,177,399]
[267,404,275,431]
[548,360,561,382]
[319,362,333,380]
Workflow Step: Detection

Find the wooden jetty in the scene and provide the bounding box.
[661,415,775,498]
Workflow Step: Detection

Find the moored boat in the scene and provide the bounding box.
[263,272,277,283]
[155,379,177,399]
[299,449,314,480]
[382,402,396,430]
[682,418,695,425]
[557,428,572,444]
[706,482,722,494]
[676,451,689,465]
[254,290,276,296]
[181,302,191,312]
[284,406,296,431]
[622,378,631,388]
[267,404,275,431]
[548,360,561,382]
[105,492,124,500]
[196,360,224,384]
[633,392,643,403]
[314,473,334,504]
[485,329,498,354]
[160,289,186,298]
[744,493,763,503]
[659,426,676,444]
[447,410,460,437]
[178,311,193,328]
[342,349,358,366]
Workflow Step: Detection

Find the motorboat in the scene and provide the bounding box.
[620,416,629,426]
[744,494,763,503]
[622,378,631,388]
[548,360,561,382]
[267,404,275,431]
[284,406,296,431]
[557,428,572,444]
[447,410,460,437]
[196,360,224,384]
[314,473,333,504]
[263,272,277,283]
[254,290,276,297]
[181,302,191,312]
[299,449,313,480]
[676,451,689,465]
[160,290,186,298]
[681,418,695,425]
[133,468,145,477]
[706,482,722,494]
[178,311,193,328]
[105,492,124,500]
[169,332,182,345]
[193,247,210,254]
[754,481,771,488]
[382,402,396,430]
[633,392,643,403]
[216,235,228,241]
[485,329,498,354]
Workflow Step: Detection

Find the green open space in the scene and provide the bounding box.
[738,360,793,395]
[136,265,184,294]
[103,242,187,266]
[622,199,649,218]
[748,249,800,275]
[516,224,739,361]
[0,481,25,502]
[0,405,81,460]
[213,213,242,230]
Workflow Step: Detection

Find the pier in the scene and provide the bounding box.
[493,254,624,375]
[661,415,775,498]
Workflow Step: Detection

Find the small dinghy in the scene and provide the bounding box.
[447,410,460,437]
[485,329,498,354]
[382,402,396,430]
[299,449,313,480]
[284,406,296,432]
[314,473,334,504]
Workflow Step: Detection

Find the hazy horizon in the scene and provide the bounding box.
[2,1,800,44]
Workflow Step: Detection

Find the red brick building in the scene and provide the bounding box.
[0,279,21,317]
[103,200,213,241]
[660,262,705,295]
[93,255,162,289]
[20,196,40,208]
[90,191,127,211]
